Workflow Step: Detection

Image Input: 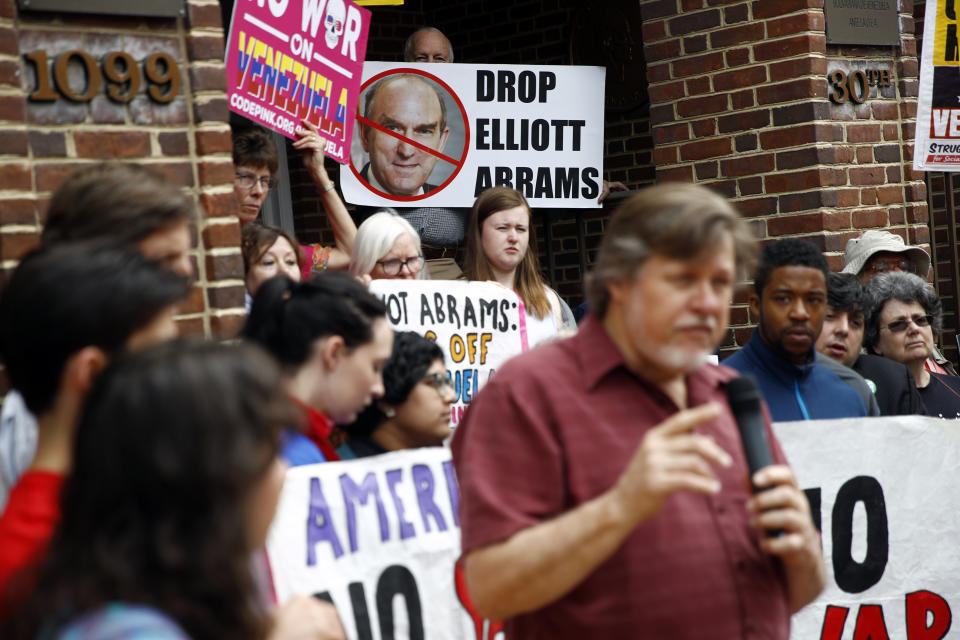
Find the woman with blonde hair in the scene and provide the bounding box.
[349,210,427,281]
[463,187,575,346]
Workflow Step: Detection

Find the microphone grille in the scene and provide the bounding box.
[726,374,762,404]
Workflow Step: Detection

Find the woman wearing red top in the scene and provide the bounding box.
[3,341,344,639]
[243,272,394,465]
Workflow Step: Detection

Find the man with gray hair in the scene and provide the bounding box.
[452,183,825,639]
[374,27,466,279]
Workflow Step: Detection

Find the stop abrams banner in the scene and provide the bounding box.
[774,416,960,640]
[368,280,526,427]
[915,0,960,170]
[341,62,605,208]
[225,0,371,164]
[266,448,501,640]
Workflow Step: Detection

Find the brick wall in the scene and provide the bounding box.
[289,0,653,309]
[642,0,929,356]
[0,0,242,356]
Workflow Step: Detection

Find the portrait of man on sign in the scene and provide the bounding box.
[356,74,452,197]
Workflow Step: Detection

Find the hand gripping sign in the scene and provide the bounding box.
[225,0,371,164]
[342,61,605,207]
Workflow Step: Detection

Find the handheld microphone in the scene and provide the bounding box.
[725,375,774,492]
[727,375,783,537]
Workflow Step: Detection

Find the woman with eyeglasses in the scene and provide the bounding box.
[234,124,357,280]
[463,187,576,347]
[349,210,427,281]
[340,332,455,457]
[863,272,960,418]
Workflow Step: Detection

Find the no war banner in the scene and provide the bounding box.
[267,416,960,640]
[775,416,960,640]
[225,0,372,163]
[266,448,499,639]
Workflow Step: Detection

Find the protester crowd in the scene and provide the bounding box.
[0,24,957,640]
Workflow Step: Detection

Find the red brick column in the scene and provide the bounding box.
[186,0,245,338]
[641,0,927,351]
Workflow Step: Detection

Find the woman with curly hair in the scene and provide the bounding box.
[863,271,960,418]
[341,331,455,457]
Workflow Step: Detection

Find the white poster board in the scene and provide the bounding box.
[775,416,960,639]
[268,417,960,640]
[368,280,526,426]
[266,448,503,640]
[341,62,605,207]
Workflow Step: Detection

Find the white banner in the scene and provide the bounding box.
[266,448,503,640]
[268,416,960,640]
[368,280,526,426]
[915,0,960,170]
[341,62,605,208]
[775,416,960,640]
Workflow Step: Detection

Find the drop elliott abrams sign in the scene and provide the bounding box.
[341,62,605,208]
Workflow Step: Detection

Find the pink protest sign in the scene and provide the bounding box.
[225,0,371,164]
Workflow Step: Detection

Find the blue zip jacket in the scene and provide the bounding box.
[724,331,867,421]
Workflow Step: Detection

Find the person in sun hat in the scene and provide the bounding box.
[842,230,955,374]
[841,229,931,284]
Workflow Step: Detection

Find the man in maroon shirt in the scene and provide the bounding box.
[452,183,825,639]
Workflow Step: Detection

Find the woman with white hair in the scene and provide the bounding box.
[349,210,427,280]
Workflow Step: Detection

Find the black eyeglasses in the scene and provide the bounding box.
[235,172,277,190]
[421,372,454,393]
[377,256,424,276]
[884,314,934,333]
[866,259,917,275]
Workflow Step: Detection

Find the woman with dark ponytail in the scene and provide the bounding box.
[243,272,394,464]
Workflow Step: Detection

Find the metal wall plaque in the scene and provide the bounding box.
[16,0,184,18]
[824,1,899,46]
